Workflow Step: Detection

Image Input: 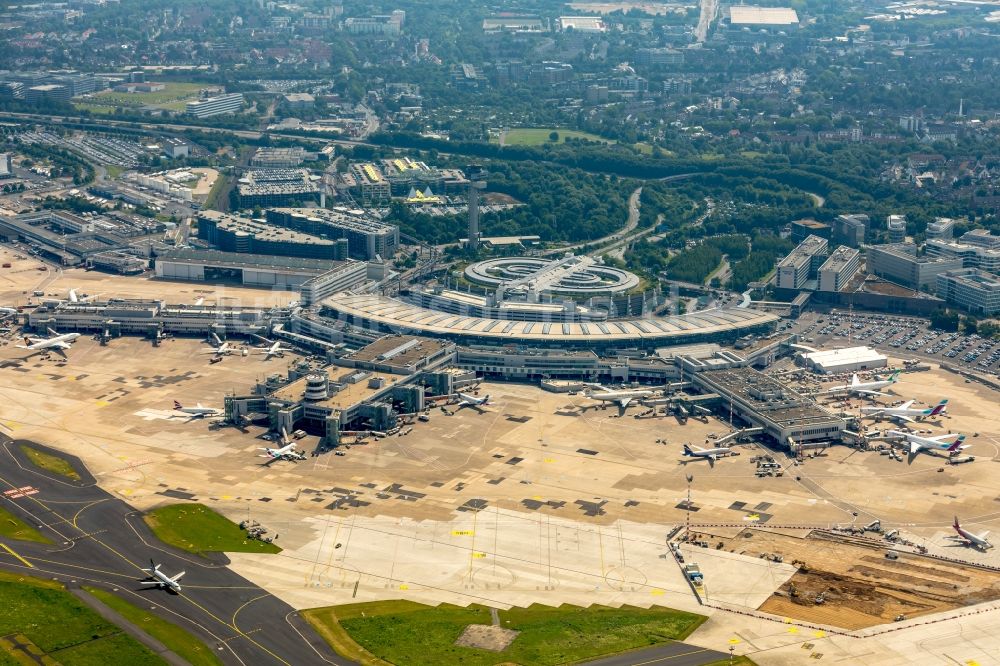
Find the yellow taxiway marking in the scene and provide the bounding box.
[650,588,665,596]
[95,400,110,407]
[0,543,33,568]
[451,530,474,536]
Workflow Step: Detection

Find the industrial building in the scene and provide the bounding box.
[556,16,606,32]
[265,207,398,261]
[154,249,367,304]
[196,210,346,260]
[185,93,245,118]
[936,268,1000,316]
[0,210,131,266]
[727,6,799,27]
[250,147,316,168]
[236,169,320,208]
[867,244,963,291]
[776,235,828,290]
[799,347,887,374]
[817,246,861,293]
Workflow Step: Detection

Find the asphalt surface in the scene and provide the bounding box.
[580,641,728,666]
[0,437,356,666]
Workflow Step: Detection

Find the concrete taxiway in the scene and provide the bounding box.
[0,438,352,666]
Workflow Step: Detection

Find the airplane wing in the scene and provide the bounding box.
[927,434,958,442]
[855,390,887,397]
[199,348,220,354]
[138,580,162,586]
[899,400,915,410]
[910,441,922,454]
[981,531,990,539]
[894,414,916,423]
[53,341,72,350]
[619,398,633,408]
[170,571,185,582]
[708,453,717,461]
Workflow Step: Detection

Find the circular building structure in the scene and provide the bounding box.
[464,255,640,298]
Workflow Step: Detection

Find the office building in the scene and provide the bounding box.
[266,207,399,261]
[776,235,828,290]
[926,218,956,240]
[236,168,320,208]
[832,214,869,247]
[283,93,315,109]
[936,269,1000,316]
[635,48,684,67]
[958,229,1000,249]
[791,219,831,243]
[24,84,71,104]
[163,138,189,159]
[197,210,346,260]
[185,93,245,118]
[867,243,963,291]
[348,163,391,204]
[886,215,907,244]
[344,13,403,36]
[926,239,1000,274]
[0,153,11,179]
[818,246,860,293]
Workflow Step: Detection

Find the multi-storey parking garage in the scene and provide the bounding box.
[463,255,640,297]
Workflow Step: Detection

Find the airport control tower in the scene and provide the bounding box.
[466,166,487,251]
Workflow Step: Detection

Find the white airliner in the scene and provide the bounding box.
[67,288,98,304]
[200,333,232,357]
[0,306,17,316]
[585,386,655,409]
[456,392,491,411]
[254,340,287,360]
[259,430,305,464]
[826,370,901,397]
[951,516,993,550]
[862,399,948,423]
[889,430,967,455]
[140,560,185,593]
[682,443,734,465]
[17,328,81,354]
[173,400,221,418]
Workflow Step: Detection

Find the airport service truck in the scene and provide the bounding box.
[684,563,703,585]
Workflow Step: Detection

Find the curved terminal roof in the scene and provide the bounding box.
[323,294,779,346]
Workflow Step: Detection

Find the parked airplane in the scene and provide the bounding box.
[889,430,967,455]
[456,392,491,411]
[950,516,993,550]
[826,370,901,397]
[173,401,221,418]
[0,306,17,316]
[67,288,97,304]
[253,337,287,360]
[862,399,948,423]
[585,386,655,409]
[200,333,232,357]
[140,560,185,593]
[259,430,305,464]
[17,328,81,355]
[681,443,735,466]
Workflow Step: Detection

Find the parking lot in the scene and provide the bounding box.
[792,310,1000,377]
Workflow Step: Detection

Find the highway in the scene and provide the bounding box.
[0,437,355,666]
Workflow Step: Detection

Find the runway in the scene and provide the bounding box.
[0,437,356,666]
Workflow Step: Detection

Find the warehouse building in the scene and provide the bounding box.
[936,268,1000,316]
[185,93,245,118]
[266,207,398,260]
[868,243,963,291]
[196,210,346,260]
[154,248,367,303]
[727,6,799,28]
[799,347,887,374]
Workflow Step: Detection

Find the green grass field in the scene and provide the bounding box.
[496,128,614,146]
[19,445,82,481]
[0,571,164,665]
[703,656,757,666]
[77,82,206,112]
[84,587,222,666]
[0,506,50,544]
[143,503,281,556]
[303,600,707,666]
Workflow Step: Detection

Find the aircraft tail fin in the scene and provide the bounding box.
[890,370,901,382]
[954,516,961,530]
[930,400,948,416]
[945,440,963,453]
[173,401,183,410]
[851,374,860,386]
[682,443,693,456]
